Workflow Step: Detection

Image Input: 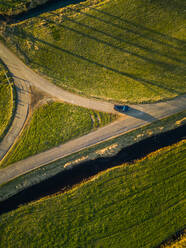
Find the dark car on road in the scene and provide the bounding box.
[114,105,129,113]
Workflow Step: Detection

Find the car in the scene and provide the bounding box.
[114,105,129,113]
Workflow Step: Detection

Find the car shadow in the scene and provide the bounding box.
[115,105,157,122]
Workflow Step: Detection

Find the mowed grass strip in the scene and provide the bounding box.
[0,68,13,140]
[0,140,185,248]
[3,101,116,166]
[3,0,186,103]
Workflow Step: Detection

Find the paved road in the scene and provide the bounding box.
[0,94,185,185]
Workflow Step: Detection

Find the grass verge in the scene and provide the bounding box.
[0,110,185,202]
[2,101,117,166]
[1,0,186,103]
[0,140,185,248]
[160,230,186,248]
[0,62,15,141]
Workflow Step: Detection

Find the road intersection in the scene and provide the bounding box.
[0,41,185,185]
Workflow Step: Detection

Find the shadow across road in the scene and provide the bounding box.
[115,106,157,122]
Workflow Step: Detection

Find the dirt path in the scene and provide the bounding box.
[0,40,116,162]
[0,41,186,185]
[0,42,116,113]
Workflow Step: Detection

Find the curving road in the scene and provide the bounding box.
[0,41,186,185]
[0,64,30,161]
[0,94,185,185]
[0,42,116,113]
[0,40,118,163]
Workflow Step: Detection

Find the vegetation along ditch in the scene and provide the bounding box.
[0,124,185,215]
[0,0,86,23]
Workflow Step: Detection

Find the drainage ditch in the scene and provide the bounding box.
[0,124,185,215]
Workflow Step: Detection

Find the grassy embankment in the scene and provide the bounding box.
[2,0,186,103]
[0,140,185,248]
[2,101,116,166]
[0,110,185,201]
[162,231,186,248]
[0,0,48,15]
[0,63,14,141]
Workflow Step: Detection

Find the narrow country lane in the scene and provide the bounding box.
[0,40,117,163]
[0,65,30,160]
[0,41,185,185]
[0,42,116,113]
[0,94,185,185]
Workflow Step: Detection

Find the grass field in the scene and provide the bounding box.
[0,140,185,248]
[2,101,116,166]
[0,64,14,140]
[2,0,186,103]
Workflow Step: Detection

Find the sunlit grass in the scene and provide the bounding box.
[163,231,186,248]
[0,140,185,247]
[3,101,116,166]
[3,0,186,103]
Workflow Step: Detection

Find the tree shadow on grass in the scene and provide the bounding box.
[70,7,186,53]
[91,7,186,48]
[41,15,186,77]
[12,27,181,96]
[50,13,186,66]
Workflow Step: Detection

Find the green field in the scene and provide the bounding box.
[2,0,186,103]
[0,65,14,140]
[2,101,116,166]
[0,140,185,248]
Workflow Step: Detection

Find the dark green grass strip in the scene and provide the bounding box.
[0,141,185,248]
[0,64,14,140]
